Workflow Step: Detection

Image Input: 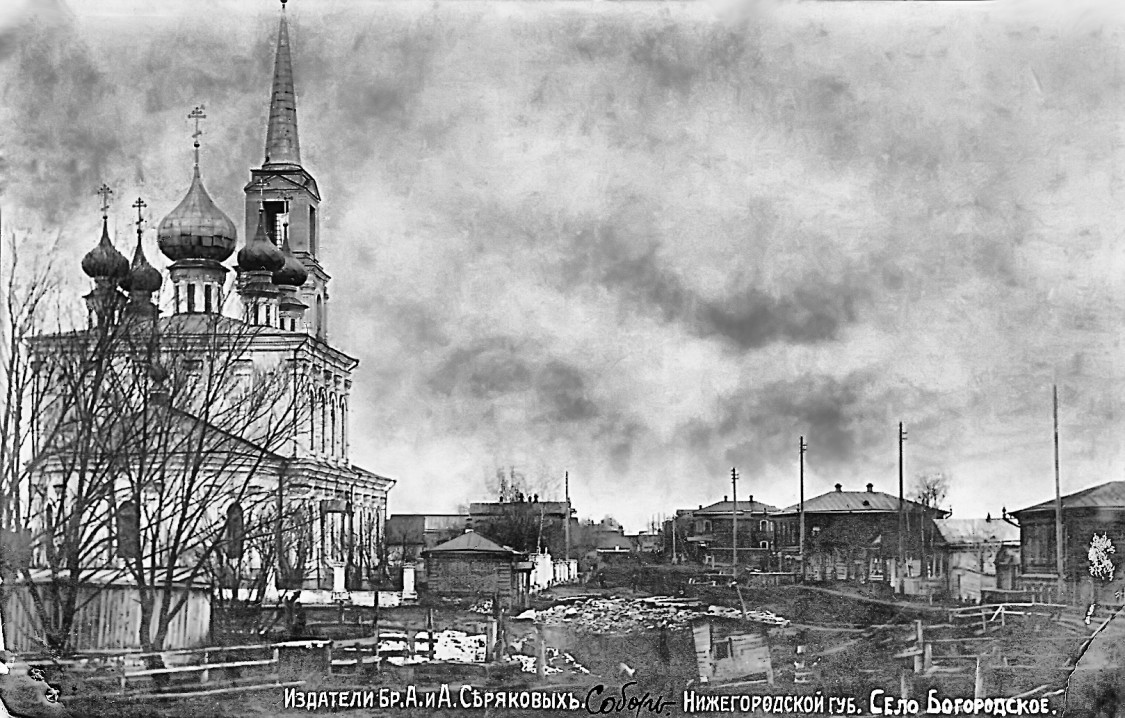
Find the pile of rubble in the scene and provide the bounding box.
[513,596,789,633]
[509,647,590,676]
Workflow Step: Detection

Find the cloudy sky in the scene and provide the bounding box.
[2,0,1125,531]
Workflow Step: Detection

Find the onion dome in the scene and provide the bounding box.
[82,218,129,279]
[157,166,237,262]
[121,235,163,293]
[237,208,285,272]
[272,235,307,287]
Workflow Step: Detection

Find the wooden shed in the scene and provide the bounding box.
[422,531,531,609]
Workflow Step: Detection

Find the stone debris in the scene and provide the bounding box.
[509,647,589,675]
[379,629,487,665]
[515,595,789,633]
[469,599,494,615]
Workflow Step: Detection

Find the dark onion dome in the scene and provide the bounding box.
[82,218,129,279]
[121,235,163,293]
[157,165,237,262]
[237,208,285,272]
[271,234,307,287]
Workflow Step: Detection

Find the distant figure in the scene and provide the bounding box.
[598,571,606,589]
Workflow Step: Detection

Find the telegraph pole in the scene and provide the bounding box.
[1053,386,1065,601]
[731,467,739,574]
[564,471,571,562]
[898,423,907,595]
[799,436,807,582]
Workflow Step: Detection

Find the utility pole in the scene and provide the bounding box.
[799,436,807,583]
[898,422,907,596]
[1053,385,1065,601]
[564,471,571,562]
[731,467,739,574]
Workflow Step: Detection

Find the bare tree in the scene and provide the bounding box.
[19,288,313,656]
[912,472,949,579]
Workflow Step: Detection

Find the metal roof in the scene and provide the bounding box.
[694,499,779,516]
[1012,480,1125,516]
[424,530,520,555]
[775,489,947,516]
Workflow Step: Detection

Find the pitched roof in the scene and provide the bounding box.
[934,518,1019,546]
[776,489,947,516]
[1012,481,1125,515]
[425,531,519,554]
[694,499,779,516]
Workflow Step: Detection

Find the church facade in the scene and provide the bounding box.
[17,3,391,652]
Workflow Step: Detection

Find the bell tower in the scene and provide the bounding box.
[244,0,330,340]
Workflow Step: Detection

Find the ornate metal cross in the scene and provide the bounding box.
[132,197,147,233]
[96,183,113,219]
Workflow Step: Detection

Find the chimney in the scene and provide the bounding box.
[698,504,703,510]
[835,483,842,492]
[866,483,873,493]
[723,495,728,502]
[749,494,754,507]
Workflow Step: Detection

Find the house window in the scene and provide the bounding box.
[759,541,769,549]
[759,520,769,532]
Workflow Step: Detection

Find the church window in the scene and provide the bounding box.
[116,501,140,559]
[224,502,245,560]
[174,285,181,313]
[316,295,324,339]
[309,206,317,254]
[330,401,337,457]
[187,284,196,313]
[253,304,260,326]
[204,285,213,313]
[319,389,328,454]
[309,390,317,450]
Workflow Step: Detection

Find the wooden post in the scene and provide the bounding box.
[427,608,435,661]
[980,606,987,633]
[538,624,548,678]
[486,619,498,662]
[913,620,923,674]
[735,584,748,621]
[974,655,984,699]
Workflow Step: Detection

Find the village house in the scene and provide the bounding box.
[671,497,779,571]
[422,530,532,609]
[773,483,949,596]
[934,517,1020,602]
[1009,480,1125,604]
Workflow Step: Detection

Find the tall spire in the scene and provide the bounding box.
[264,1,300,169]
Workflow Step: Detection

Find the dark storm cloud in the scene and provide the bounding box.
[683,371,888,477]
[1,17,122,223]
[563,221,864,350]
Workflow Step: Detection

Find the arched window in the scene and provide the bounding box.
[330,400,337,457]
[204,285,213,313]
[340,398,347,457]
[316,295,324,339]
[309,389,317,451]
[319,389,328,454]
[224,502,245,560]
[116,501,140,559]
